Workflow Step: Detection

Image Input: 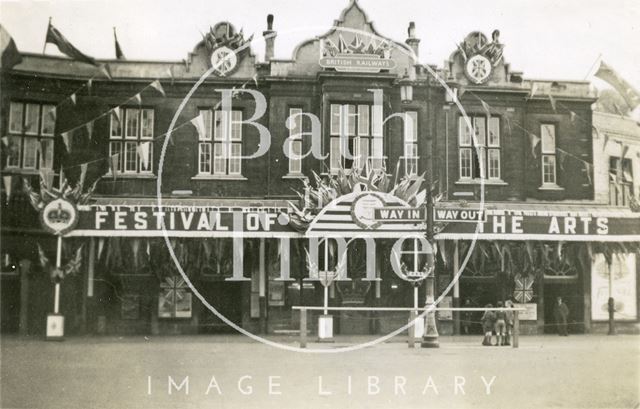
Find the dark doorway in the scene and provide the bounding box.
[0,277,20,333]
[459,279,496,334]
[197,281,243,334]
[544,281,583,334]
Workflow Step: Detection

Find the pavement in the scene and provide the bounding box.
[1,334,638,409]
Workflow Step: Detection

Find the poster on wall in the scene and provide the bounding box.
[268,281,285,306]
[591,253,637,321]
[513,303,537,321]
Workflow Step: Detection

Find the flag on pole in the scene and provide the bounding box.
[594,61,640,110]
[113,27,125,60]
[190,114,207,139]
[69,93,76,105]
[45,21,96,65]
[528,132,541,158]
[86,121,94,140]
[548,94,557,112]
[2,175,12,203]
[0,24,22,70]
[61,131,72,152]
[150,79,165,97]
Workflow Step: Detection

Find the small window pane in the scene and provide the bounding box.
[213,143,226,174]
[231,111,242,141]
[214,111,225,141]
[126,109,140,139]
[355,137,369,169]
[141,109,154,139]
[488,149,500,179]
[358,105,370,136]
[109,141,123,171]
[41,105,56,136]
[405,111,418,142]
[543,155,556,184]
[199,110,212,140]
[289,140,302,174]
[541,124,555,153]
[40,139,54,169]
[124,141,138,172]
[22,137,38,169]
[405,143,418,158]
[289,108,302,138]
[488,117,500,147]
[229,143,241,175]
[330,105,341,135]
[110,108,122,138]
[473,117,486,146]
[24,104,39,135]
[459,117,472,146]
[346,105,356,136]
[199,143,212,174]
[9,102,23,133]
[460,148,472,179]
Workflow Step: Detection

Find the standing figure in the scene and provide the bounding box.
[494,301,507,346]
[554,297,569,336]
[462,299,473,335]
[481,304,496,346]
[504,300,515,346]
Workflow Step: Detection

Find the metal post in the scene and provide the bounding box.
[54,235,62,314]
[323,285,329,315]
[408,311,415,348]
[513,310,519,348]
[300,308,307,348]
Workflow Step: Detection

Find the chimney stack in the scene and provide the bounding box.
[405,22,420,58]
[263,14,276,62]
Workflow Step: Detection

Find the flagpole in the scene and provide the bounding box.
[583,53,602,80]
[43,17,52,54]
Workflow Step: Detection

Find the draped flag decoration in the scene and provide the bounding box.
[594,61,640,110]
[2,175,12,203]
[112,107,121,124]
[621,143,630,160]
[548,93,557,112]
[137,142,150,169]
[167,66,174,85]
[150,79,166,97]
[45,21,96,66]
[190,114,207,139]
[528,132,541,158]
[0,24,22,70]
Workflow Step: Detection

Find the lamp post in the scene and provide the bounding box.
[421,72,439,348]
[400,70,414,104]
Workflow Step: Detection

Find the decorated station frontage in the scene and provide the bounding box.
[1,0,639,337]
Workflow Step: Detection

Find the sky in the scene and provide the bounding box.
[1,0,639,89]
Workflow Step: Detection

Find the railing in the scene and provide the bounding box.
[291,306,524,349]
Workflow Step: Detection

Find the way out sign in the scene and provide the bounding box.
[434,208,486,223]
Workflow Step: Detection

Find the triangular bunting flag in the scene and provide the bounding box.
[584,162,592,185]
[133,92,142,105]
[137,142,150,169]
[457,85,466,99]
[530,83,538,98]
[190,114,207,139]
[621,143,630,159]
[252,74,258,87]
[548,94,557,112]
[87,78,92,95]
[167,66,174,85]
[1,136,8,146]
[558,150,566,171]
[98,238,105,259]
[603,133,610,150]
[504,116,512,136]
[150,79,166,97]
[2,175,12,203]
[112,107,121,124]
[528,132,541,158]
[480,99,491,117]
[79,163,88,188]
[101,63,112,80]
[570,111,577,123]
[86,121,94,140]
[70,93,76,105]
[48,108,57,122]
[61,131,72,152]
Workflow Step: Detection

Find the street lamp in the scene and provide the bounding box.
[400,70,414,104]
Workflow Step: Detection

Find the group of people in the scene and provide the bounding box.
[480,300,515,346]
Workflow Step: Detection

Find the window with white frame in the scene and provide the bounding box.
[287,108,303,174]
[458,116,500,180]
[608,157,633,206]
[5,102,55,171]
[330,103,383,172]
[540,124,557,185]
[403,111,418,176]
[109,107,154,174]
[197,109,242,176]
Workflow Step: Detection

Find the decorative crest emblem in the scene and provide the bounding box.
[457,30,505,84]
[202,22,252,76]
